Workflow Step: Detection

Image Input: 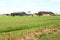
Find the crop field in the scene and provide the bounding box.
[0,16,60,40]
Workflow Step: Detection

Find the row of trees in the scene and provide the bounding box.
[4,12,27,16]
[4,11,55,16]
[11,12,26,16]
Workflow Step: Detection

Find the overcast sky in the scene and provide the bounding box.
[0,0,60,14]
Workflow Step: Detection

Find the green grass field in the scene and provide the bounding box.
[0,16,60,40]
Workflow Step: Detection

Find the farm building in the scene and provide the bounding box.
[36,11,55,16]
[26,14,33,16]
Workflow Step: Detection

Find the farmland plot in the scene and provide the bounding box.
[0,16,60,40]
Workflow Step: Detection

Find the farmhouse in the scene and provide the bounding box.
[37,11,54,16]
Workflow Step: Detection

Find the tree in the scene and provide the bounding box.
[11,12,27,16]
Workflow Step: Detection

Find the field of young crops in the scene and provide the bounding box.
[0,16,60,40]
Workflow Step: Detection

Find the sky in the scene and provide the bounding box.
[0,0,60,14]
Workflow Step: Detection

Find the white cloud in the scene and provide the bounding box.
[0,0,60,14]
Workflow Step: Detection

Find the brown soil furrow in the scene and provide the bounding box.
[14,25,60,40]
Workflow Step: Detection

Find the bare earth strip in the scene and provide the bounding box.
[14,25,60,40]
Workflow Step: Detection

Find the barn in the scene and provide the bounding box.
[37,11,54,16]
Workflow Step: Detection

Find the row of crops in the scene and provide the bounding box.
[0,20,60,32]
